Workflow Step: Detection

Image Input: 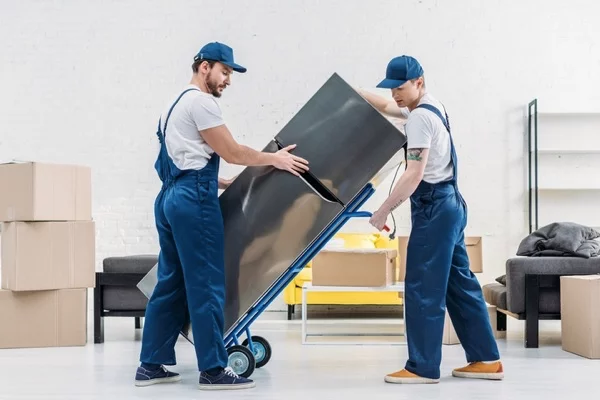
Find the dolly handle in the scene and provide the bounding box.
[345,211,390,232]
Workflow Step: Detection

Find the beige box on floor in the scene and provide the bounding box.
[1,221,95,291]
[560,275,600,359]
[311,248,397,287]
[0,161,91,221]
[0,288,87,349]
[396,236,483,281]
[442,304,503,345]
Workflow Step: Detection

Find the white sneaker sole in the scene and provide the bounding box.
[135,375,182,387]
[384,376,439,384]
[452,371,504,380]
[198,381,256,390]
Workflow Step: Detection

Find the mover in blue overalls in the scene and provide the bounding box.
[135,42,309,390]
[360,55,503,384]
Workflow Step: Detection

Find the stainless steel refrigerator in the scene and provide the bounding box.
[138,72,407,341]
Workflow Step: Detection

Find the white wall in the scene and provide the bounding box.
[1,0,599,311]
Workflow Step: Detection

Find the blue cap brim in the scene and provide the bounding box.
[222,61,247,73]
[376,78,406,89]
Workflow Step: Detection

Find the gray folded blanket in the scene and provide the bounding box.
[517,222,600,258]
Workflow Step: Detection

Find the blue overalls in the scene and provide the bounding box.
[403,103,500,380]
[140,88,228,372]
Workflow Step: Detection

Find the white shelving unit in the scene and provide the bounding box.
[527,99,600,233]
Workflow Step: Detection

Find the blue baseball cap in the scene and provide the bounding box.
[194,42,247,73]
[376,55,424,88]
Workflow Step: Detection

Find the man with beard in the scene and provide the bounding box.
[135,42,309,390]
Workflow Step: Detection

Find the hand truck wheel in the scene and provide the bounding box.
[242,335,272,368]
[226,345,255,378]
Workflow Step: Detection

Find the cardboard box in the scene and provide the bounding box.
[397,236,483,281]
[311,248,397,287]
[1,221,95,291]
[442,304,504,345]
[465,237,483,273]
[0,161,91,222]
[560,275,600,359]
[0,288,87,349]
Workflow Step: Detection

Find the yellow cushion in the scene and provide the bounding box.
[293,267,312,287]
[335,232,378,249]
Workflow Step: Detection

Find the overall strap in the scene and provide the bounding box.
[415,103,458,185]
[157,88,200,140]
[416,103,450,133]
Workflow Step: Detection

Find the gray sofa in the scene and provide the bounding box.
[483,256,600,348]
[94,255,158,343]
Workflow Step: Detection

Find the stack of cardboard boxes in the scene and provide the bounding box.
[0,161,95,349]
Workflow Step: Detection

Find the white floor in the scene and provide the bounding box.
[0,311,598,400]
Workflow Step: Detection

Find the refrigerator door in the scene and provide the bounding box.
[275,73,407,205]
[218,141,344,334]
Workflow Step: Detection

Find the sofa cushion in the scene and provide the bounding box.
[102,287,149,311]
[483,283,507,310]
[495,275,506,285]
[103,255,158,273]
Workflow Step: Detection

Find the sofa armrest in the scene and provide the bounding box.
[506,256,600,314]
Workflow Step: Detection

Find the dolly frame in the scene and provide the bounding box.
[222,182,380,371]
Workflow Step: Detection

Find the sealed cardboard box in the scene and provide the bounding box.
[442,304,504,345]
[560,275,600,359]
[465,237,483,273]
[1,221,95,291]
[311,248,397,287]
[396,236,483,281]
[0,288,87,349]
[0,161,91,221]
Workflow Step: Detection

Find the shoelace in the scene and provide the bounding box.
[223,367,240,378]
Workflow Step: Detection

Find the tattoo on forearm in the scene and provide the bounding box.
[407,148,424,161]
[390,199,404,211]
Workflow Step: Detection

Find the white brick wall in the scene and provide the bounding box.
[1,0,600,311]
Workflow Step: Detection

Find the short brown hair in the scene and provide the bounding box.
[192,59,216,73]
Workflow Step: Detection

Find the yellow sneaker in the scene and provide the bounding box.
[384,369,439,384]
[452,361,504,380]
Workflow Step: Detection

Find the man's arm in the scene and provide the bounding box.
[200,125,309,176]
[201,125,276,166]
[378,148,429,214]
[356,89,410,120]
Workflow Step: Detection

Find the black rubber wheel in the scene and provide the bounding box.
[226,345,255,378]
[242,335,272,368]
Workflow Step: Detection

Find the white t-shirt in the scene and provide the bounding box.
[403,93,453,184]
[160,85,224,170]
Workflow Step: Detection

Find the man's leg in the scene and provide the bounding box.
[446,233,503,380]
[136,191,187,386]
[168,179,254,390]
[385,197,455,383]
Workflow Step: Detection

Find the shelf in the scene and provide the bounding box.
[537,111,600,116]
[538,187,600,191]
[527,98,600,233]
[532,149,600,154]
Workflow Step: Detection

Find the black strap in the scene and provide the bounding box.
[159,88,200,139]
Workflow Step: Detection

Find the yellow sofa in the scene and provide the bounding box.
[283,232,403,319]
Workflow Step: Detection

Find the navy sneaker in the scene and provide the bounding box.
[198,367,255,390]
[135,365,182,387]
